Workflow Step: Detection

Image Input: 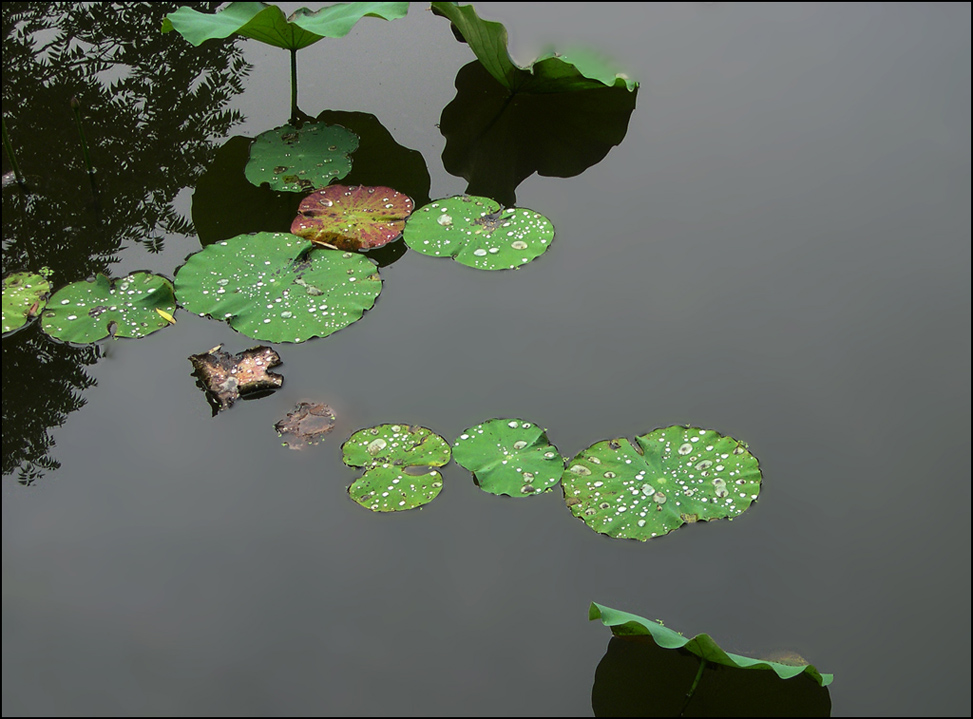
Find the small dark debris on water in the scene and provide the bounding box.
[275,401,336,450]
[189,344,283,414]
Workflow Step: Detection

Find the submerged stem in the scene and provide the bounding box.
[679,658,707,717]
[2,115,28,190]
[70,96,94,175]
[290,48,299,124]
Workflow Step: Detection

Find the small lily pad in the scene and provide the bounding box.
[452,418,564,497]
[342,424,451,512]
[41,272,176,343]
[2,269,52,334]
[403,195,554,270]
[290,185,414,251]
[189,344,284,413]
[174,232,382,344]
[275,401,336,449]
[562,425,762,541]
[245,122,359,192]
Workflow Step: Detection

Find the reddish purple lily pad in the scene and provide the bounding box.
[290,185,414,251]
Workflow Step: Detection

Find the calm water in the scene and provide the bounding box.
[3,3,970,716]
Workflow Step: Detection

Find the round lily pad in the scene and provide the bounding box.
[452,418,564,497]
[2,269,52,334]
[290,185,414,251]
[41,272,176,343]
[245,122,359,192]
[562,425,762,541]
[403,195,554,270]
[342,424,451,512]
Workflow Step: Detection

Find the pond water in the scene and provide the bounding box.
[3,3,970,716]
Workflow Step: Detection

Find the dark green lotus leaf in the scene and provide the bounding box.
[452,418,564,497]
[162,2,409,50]
[174,232,381,343]
[41,272,176,343]
[342,423,451,512]
[589,603,833,687]
[2,269,52,334]
[290,185,414,251]
[403,195,554,270]
[431,2,637,94]
[245,122,359,192]
[562,425,762,541]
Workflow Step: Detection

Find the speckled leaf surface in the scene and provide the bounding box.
[245,123,358,192]
[562,425,762,541]
[342,424,451,512]
[403,195,554,270]
[589,603,833,686]
[452,418,564,496]
[2,269,51,334]
[40,272,175,343]
[291,185,413,251]
[174,232,381,343]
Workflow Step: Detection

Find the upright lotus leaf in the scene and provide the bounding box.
[41,272,176,343]
[342,424,451,512]
[403,195,554,270]
[589,603,833,687]
[291,185,414,251]
[452,418,564,497]
[562,425,762,541]
[431,3,637,94]
[245,123,359,192]
[174,232,382,343]
[2,269,52,334]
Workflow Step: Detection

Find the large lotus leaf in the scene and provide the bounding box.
[174,232,381,343]
[41,272,176,343]
[430,3,637,94]
[452,418,564,497]
[589,603,833,687]
[162,2,409,50]
[342,424,451,512]
[2,269,52,334]
[403,195,554,270]
[245,123,359,192]
[291,185,413,251]
[562,425,762,541]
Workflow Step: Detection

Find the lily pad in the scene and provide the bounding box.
[403,195,554,270]
[245,123,359,192]
[589,603,833,686]
[41,272,176,343]
[174,232,382,344]
[2,269,52,334]
[188,344,284,413]
[562,425,762,541]
[290,185,414,251]
[342,424,451,512]
[275,401,336,449]
[452,418,564,497]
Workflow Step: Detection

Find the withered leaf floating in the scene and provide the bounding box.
[275,401,336,450]
[189,344,283,414]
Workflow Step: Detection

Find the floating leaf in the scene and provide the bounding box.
[245,123,359,192]
[452,418,564,497]
[342,424,451,512]
[174,232,382,344]
[562,425,762,541]
[2,269,52,334]
[188,344,284,413]
[431,3,637,93]
[275,401,336,449]
[403,195,554,270]
[291,185,414,251]
[589,603,833,687]
[41,272,176,343]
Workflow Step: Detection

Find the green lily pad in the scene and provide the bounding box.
[41,272,176,343]
[403,195,554,270]
[291,185,414,251]
[452,418,564,497]
[174,232,382,343]
[589,603,833,686]
[431,3,637,93]
[562,425,762,541]
[245,123,359,192]
[342,424,451,512]
[162,2,409,50]
[2,269,52,334]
